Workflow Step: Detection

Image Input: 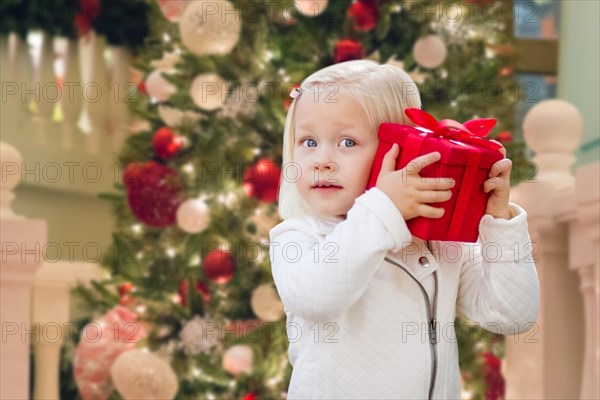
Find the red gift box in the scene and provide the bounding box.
[366,108,504,243]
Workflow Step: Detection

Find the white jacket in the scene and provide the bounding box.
[269,187,540,400]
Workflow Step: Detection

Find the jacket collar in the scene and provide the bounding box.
[385,236,440,283]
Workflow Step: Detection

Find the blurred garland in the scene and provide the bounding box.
[0,0,151,51]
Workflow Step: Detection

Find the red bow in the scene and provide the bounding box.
[404,108,502,151]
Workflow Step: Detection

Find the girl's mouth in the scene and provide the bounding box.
[313,186,343,192]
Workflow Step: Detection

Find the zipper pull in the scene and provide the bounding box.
[429,318,438,344]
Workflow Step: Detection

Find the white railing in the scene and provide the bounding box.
[504,99,599,400]
[32,260,103,400]
[1,31,133,196]
[0,142,103,399]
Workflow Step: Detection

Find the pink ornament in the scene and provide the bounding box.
[413,35,447,69]
[157,0,189,22]
[73,305,147,400]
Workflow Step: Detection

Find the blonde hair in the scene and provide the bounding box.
[277,59,422,221]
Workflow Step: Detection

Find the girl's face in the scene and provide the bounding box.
[293,90,378,219]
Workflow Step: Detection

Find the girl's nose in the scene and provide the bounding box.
[310,161,337,172]
[310,161,336,172]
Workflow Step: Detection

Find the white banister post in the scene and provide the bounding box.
[0,142,47,400]
[570,163,600,400]
[107,46,131,154]
[32,262,104,400]
[504,99,584,400]
[83,32,110,155]
[5,33,33,117]
[61,38,83,150]
[34,32,56,133]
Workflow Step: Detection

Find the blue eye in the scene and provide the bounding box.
[341,138,356,147]
[301,138,317,147]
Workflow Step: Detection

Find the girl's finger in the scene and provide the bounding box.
[484,177,508,193]
[489,139,507,157]
[489,159,512,178]
[404,152,441,176]
[417,177,456,190]
[380,143,399,173]
[417,204,445,219]
[417,189,453,203]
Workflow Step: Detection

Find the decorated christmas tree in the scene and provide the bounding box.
[56,1,532,399]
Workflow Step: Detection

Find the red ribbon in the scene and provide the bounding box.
[404,108,502,151]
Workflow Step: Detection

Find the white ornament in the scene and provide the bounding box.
[111,349,178,400]
[190,73,227,111]
[145,69,177,102]
[177,198,211,233]
[222,344,254,376]
[179,315,222,355]
[179,0,242,56]
[158,105,202,127]
[294,0,329,17]
[413,35,447,69]
[251,283,285,322]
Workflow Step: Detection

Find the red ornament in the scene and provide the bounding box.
[203,249,236,284]
[136,81,147,96]
[178,279,211,306]
[481,351,505,400]
[152,127,184,159]
[347,0,380,32]
[122,161,185,228]
[243,393,257,400]
[243,158,281,203]
[118,282,133,297]
[334,39,365,63]
[495,130,513,144]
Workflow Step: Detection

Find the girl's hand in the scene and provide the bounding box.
[376,144,455,221]
[484,140,513,219]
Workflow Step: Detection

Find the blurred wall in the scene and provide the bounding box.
[558,0,600,169]
[13,184,114,263]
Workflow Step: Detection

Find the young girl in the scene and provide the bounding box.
[268,60,540,400]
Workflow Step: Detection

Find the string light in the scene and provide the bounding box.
[189,253,201,266]
[182,162,195,174]
[135,304,147,315]
[131,224,143,234]
[166,247,177,258]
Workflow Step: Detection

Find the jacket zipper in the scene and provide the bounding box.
[384,240,438,400]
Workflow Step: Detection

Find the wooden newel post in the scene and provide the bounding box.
[505,99,585,399]
[0,142,47,399]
